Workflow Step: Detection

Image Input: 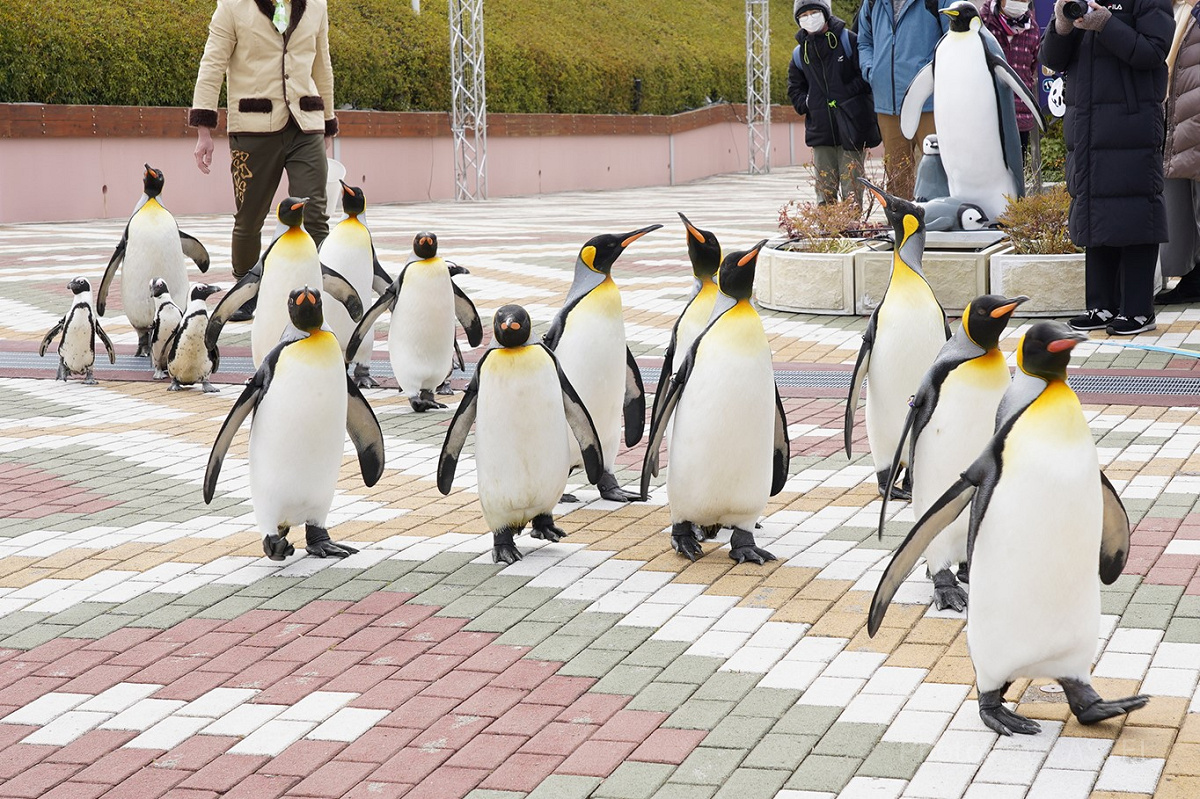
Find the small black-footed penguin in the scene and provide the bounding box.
[206,198,364,367]
[149,278,183,380]
[204,287,385,561]
[346,231,484,412]
[877,294,1027,611]
[40,277,116,385]
[319,182,394,388]
[869,321,1148,736]
[913,135,950,203]
[96,165,210,357]
[640,241,790,564]
[846,178,950,500]
[438,304,605,564]
[166,284,224,393]
[545,225,661,502]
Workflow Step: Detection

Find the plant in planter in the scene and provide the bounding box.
[990,184,1085,316]
[996,184,1079,255]
[776,197,872,253]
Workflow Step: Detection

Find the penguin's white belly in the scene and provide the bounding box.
[124,211,187,329]
[253,258,322,366]
[60,312,95,372]
[666,295,714,447]
[475,351,571,530]
[169,319,213,384]
[151,306,183,366]
[321,224,375,363]
[556,306,626,472]
[389,267,453,393]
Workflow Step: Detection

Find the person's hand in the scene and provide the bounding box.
[194,128,214,175]
[1074,0,1111,30]
[1053,0,1076,34]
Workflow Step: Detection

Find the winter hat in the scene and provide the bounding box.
[794,0,831,21]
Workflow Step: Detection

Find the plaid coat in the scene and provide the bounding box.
[980,1,1042,132]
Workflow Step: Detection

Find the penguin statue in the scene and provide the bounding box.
[877,294,1027,611]
[545,225,661,502]
[319,182,394,388]
[204,287,385,561]
[913,135,950,203]
[96,165,210,357]
[640,240,790,564]
[438,305,605,564]
[148,278,183,380]
[206,198,364,367]
[869,321,1149,736]
[900,1,1044,221]
[166,284,224,393]
[40,277,116,385]
[345,232,484,412]
[920,198,989,232]
[845,178,950,499]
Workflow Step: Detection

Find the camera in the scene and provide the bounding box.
[1063,0,1093,19]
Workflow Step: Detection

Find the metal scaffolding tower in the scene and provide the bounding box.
[745,0,771,175]
[449,0,488,200]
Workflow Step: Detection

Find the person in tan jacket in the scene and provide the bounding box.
[189,0,338,318]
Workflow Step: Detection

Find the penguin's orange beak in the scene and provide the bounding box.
[1047,338,1080,353]
[620,224,663,248]
[295,289,317,306]
[680,214,705,244]
[991,296,1030,318]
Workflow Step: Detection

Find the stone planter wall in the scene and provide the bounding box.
[989,250,1086,317]
[854,236,1010,315]
[756,242,862,315]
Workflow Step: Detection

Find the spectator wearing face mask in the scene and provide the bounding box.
[980,0,1042,162]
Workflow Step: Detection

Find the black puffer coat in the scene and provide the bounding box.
[787,17,881,151]
[1039,0,1174,247]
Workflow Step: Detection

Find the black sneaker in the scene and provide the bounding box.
[1106,314,1156,335]
[1068,309,1114,331]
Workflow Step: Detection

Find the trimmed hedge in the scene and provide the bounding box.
[0,0,837,116]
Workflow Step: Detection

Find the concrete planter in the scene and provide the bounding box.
[989,249,1086,317]
[756,239,865,315]
[853,232,1009,315]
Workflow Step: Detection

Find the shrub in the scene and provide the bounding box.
[997,184,1079,255]
[777,198,874,253]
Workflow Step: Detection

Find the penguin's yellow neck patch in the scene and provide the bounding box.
[487,344,548,376]
[580,246,598,272]
[290,329,341,365]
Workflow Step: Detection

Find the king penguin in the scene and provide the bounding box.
[166,284,224,393]
[346,231,484,412]
[319,182,394,388]
[204,287,385,561]
[900,1,1045,221]
[40,277,116,385]
[148,278,183,380]
[438,304,606,564]
[545,225,661,502]
[640,241,790,564]
[877,294,1027,611]
[206,198,364,367]
[96,165,210,357]
[868,321,1149,736]
[845,178,950,500]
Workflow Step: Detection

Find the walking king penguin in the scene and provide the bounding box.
[149,278,183,380]
[206,198,363,367]
[204,287,385,561]
[877,294,1027,612]
[346,231,484,412]
[166,284,224,393]
[845,179,949,500]
[40,277,116,385]
[437,305,605,564]
[868,322,1148,736]
[640,241,790,564]
[96,165,210,357]
[900,1,1045,222]
[545,225,661,502]
[319,182,394,388]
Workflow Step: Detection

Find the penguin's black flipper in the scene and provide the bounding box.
[203,367,266,503]
[437,355,484,495]
[178,231,211,272]
[844,312,876,458]
[453,340,466,372]
[320,265,364,321]
[346,278,400,366]
[879,400,920,539]
[371,252,393,296]
[640,350,693,500]
[652,324,681,432]
[210,343,220,374]
[206,266,262,350]
[771,386,790,496]
[39,318,65,357]
[452,281,484,347]
[96,229,128,316]
[988,51,1046,133]
[899,62,935,140]
[1098,471,1131,585]
[624,347,646,447]
[345,378,386,487]
[549,346,604,485]
[94,319,117,365]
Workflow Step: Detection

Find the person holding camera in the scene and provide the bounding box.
[1041,0,1173,335]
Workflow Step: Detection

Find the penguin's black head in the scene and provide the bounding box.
[716,240,767,301]
[941,0,981,31]
[67,276,91,295]
[150,278,170,299]
[858,177,925,245]
[962,294,1028,351]
[143,164,165,198]
[413,231,438,259]
[341,181,366,217]
[288,286,324,332]
[1018,321,1086,382]
[493,304,532,348]
[578,225,663,276]
[277,197,308,228]
[678,213,721,280]
[191,284,223,302]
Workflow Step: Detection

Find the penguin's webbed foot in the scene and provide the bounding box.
[153,368,167,380]
[597,472,639,502]
[82,369,98,386]
[671,523,703,562]
[728,528,777,566]
[352,365,380,389]
[530,514,567,542]
[135,332,151,358]
[559,493,581,504]
[932,569,968,612]
[957,561,970,585]
[263,532,295,561]
[56,361,67,382]
[1059,678,1149,725]
[410,390,448,412]
[167,379,184,392]
[492,528,523,564]
[978,685,1041,736]
[699,524,721,541]
[435,378,455,396]
[304,524,358,559]
[888,484,912,502]
[201,380,220,394]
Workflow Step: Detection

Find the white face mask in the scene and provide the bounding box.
[798,12,826,32]
[1003,0,1029,16]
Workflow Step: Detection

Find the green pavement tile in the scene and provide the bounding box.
[64,614,136,639]
[824,526,874,543]
[414,552,479,574]
[703,714,776,749]
[297,568,359,591]
[657,656,723,686]
[506,587,567,610]
[1102,591,1132,615]
[495,621,565,648]
[195,595,265,620]
[592,664,660,695]
[2,624,74,650]
[671,746,747,785]
[785,754,861,793]
[437,593,503,619]
[729,688,802,718]
[322,579,387,602]
[524,599,593,623]
[742,733,817,771]
[594,762,675,799]
[857,741,931,780]
[133,604,200,629]
[692,672,759,703]
[360,560,420,582]
[0,611,47,637]
[624,640,691,668]
[558,612,623,639]
[171,584,241,607]
[528,634,593,662]
[651,785,717,799]
[665,699,737,730]
[112,592,177,616]
[259,587,329,611]
[473,575,531,597]
[526,775,603,799]
[812,723,887,759]
[1165,617,1200,643]
[628,681,697,713]
[1119,603,1175,630]
[711,768,789,799]
[412,582,475,607]
[386,571,443,594]
[1133,584,1185,605]
[45,602,118,627]
[559,647,627,678]
[592,625,655,651]
[237,578,301,598]
[465,606,533,633]
[1176,596,1200,618]
[443,563,503,586]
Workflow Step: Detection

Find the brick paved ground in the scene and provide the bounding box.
[0,167,1198,798]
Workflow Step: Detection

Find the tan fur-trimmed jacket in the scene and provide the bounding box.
[189,0,337,136]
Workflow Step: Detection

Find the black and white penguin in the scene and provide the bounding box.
[438,304,605,564]
[913,134,950,203]
[166,284,224,393]
[40,277,117,385]
[877,294,1027,611]
[96,165,210,357]
[920,198,989,232]
[545,225,661,502]
[846,178,950,500]
[149,278,183,380]
[346,231,484,412]
[641,241,790,564]
[204,287,385,561]
[206,198,363,367]
[869,321,1148,736]
[319,182,394,388]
